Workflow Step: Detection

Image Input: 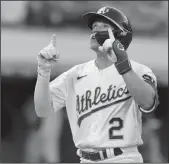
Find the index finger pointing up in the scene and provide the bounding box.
[108,27,115,42]
[50,34,57,47]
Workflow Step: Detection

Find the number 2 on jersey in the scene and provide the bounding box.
[109,117,123,139]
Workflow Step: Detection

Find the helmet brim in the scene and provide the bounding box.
[82,12,124,31]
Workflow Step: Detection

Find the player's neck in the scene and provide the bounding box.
[95,53,113,70]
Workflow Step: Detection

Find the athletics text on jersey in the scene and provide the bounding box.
[49,60,157,150]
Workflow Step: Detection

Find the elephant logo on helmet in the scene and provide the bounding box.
[117,42,125,51]
[97,7,110,14]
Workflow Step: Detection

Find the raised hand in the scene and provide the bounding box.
[98,28,117,63]
[37,34,60,68]
[37,34,60,76]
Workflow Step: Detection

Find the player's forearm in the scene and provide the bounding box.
[35,34,59,117]
[122,69,155,110]
[34,75,54,117]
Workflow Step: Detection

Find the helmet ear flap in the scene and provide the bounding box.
[117,32,132,50]
[113,30,121,38]
[114,30,129,50]
[113,30,123,43]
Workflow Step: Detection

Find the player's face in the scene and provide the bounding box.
[90,21,114,51]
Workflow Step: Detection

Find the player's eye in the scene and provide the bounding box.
[92,24,97,30]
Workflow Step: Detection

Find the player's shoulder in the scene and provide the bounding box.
[50,60,94,85]
[130,60,153,73]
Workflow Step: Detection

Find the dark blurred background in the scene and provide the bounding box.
[1,1,168,163]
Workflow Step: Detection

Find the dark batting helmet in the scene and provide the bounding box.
[82,6,132,50]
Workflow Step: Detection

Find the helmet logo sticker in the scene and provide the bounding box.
[117,42,125,51]
[97,7,110,14]
[120,31,127,36]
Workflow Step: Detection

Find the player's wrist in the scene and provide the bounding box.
[37,65,51,77]
[115,59,132,75]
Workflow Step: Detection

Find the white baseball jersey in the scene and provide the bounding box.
[49,59,157,150]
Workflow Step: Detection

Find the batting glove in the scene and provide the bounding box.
[98,38,117,63]
[37,34,60,77]
[112,39,132,75]
[99,28,132,75]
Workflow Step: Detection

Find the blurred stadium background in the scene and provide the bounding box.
[1,1,168,163]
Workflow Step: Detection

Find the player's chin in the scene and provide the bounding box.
[90,39,100,51]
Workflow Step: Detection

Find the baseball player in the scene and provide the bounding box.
[34,6,159,163]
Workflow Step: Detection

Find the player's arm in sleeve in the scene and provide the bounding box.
[137,65,159,113]
[34,34,59,117]
[35,70,69,118]
[34,34,72,117]
[34,68,70,117]
[105,29,159,113]
[34,73,54,117]
[122,65,159,113]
